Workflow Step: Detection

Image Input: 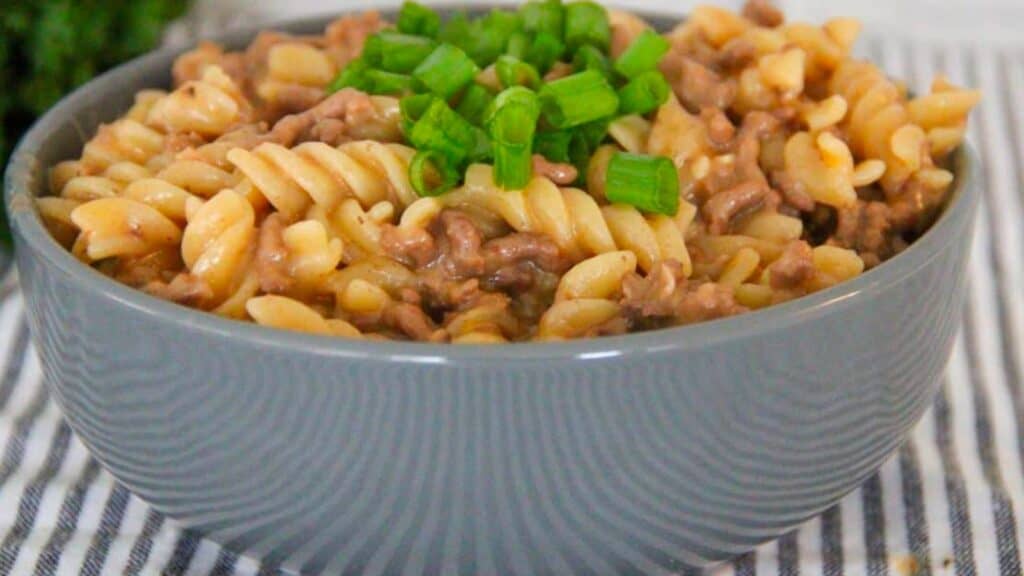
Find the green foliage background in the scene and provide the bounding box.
[0,0,192,245]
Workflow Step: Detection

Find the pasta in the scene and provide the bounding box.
[39,1,979,342]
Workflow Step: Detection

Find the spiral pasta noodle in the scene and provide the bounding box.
[78,119,166,174]
[829,60,929,193]
[180,189,258,311]
[147,66,251,137]
[256,42,338,107]
[228,140,417,220]
[908,76,982,159]
[69,198,183,262]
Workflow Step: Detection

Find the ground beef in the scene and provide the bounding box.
[532,155,578,185]
[268,88,379,146]
[830,200,894,268]
[702,107,736,150]
[703,180,768,234]
[482,233,569,291]
[621,260,746,325]
[256,213,294,294]
[419,275,483,311]
[144,273,213,307]
[381,225,437,268]
[437,210,487,277]
[383,302,445,342]
[661,56,737,112]
[675,283,747,324]
[768,240,815,289]
[742,0,785,27]
[770,170,816,213]
[716,39,758,70]
[621,260,685,318]
[483,233,566,274]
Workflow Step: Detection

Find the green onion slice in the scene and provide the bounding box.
[410,150,460,197]
[564,1,611,51]
[524,31,566,73]
[413,43,480,99]
[397,1,441,37]
[456,83,496,126]
[496,55,541,89]
[506,32,529,60]
[400,93,435,135]
[534,130,573,164]
[617,70,670,115]
[408,98,481,166]
[605,152,680,215]
[363,32,437,74]
[538,70,619,129]
[327,58,373,93]
[486,86,540,127]
[491,102,537,189]
[572,44,613,80]
[365,70,415,95]
[613,30,670,79]
[520,0,564,38]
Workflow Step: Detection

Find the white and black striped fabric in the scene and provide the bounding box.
[0,39,1021,576]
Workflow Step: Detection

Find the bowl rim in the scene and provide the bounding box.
[3,9,980,364]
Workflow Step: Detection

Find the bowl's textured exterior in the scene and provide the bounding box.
[4,11,979,576]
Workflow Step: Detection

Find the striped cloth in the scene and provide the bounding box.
[0,38,1022,576]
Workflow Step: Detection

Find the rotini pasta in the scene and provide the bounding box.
[228,140,416,219]
[147,66,251,137]
[38,1,978,342]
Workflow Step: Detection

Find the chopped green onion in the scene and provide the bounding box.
[400,94,434,134]
[456,84,495,126]
[577,117,611,148]
[566,119,611,185]
[538,70,619,129]
[524,31,566,73]
[613,30,670,79]
[327,58,373,93]
[413,44,480,99]
[482,10,523,45]
[439,11,472,47]
[506,32,529,60]
[398,1,441,37]
[459,11,523,67]
[409,98,482,166]
[572,44,612,78]
[534,130,572,163]
[363,32,437,74]
[366,70,415,95]
[568,131,593,185]
[496,56,540,89]
[605,152,680,215]
[486,86,540,126]
[469,127,494,163]
[520,0,564,38]
[491,103,537,189]
[617,70,670,115]
[564,1,610,52]
[410,150,460,197]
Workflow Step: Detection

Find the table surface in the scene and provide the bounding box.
[1,3,1023,575]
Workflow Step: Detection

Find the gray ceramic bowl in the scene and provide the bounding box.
[4,9,978,576]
